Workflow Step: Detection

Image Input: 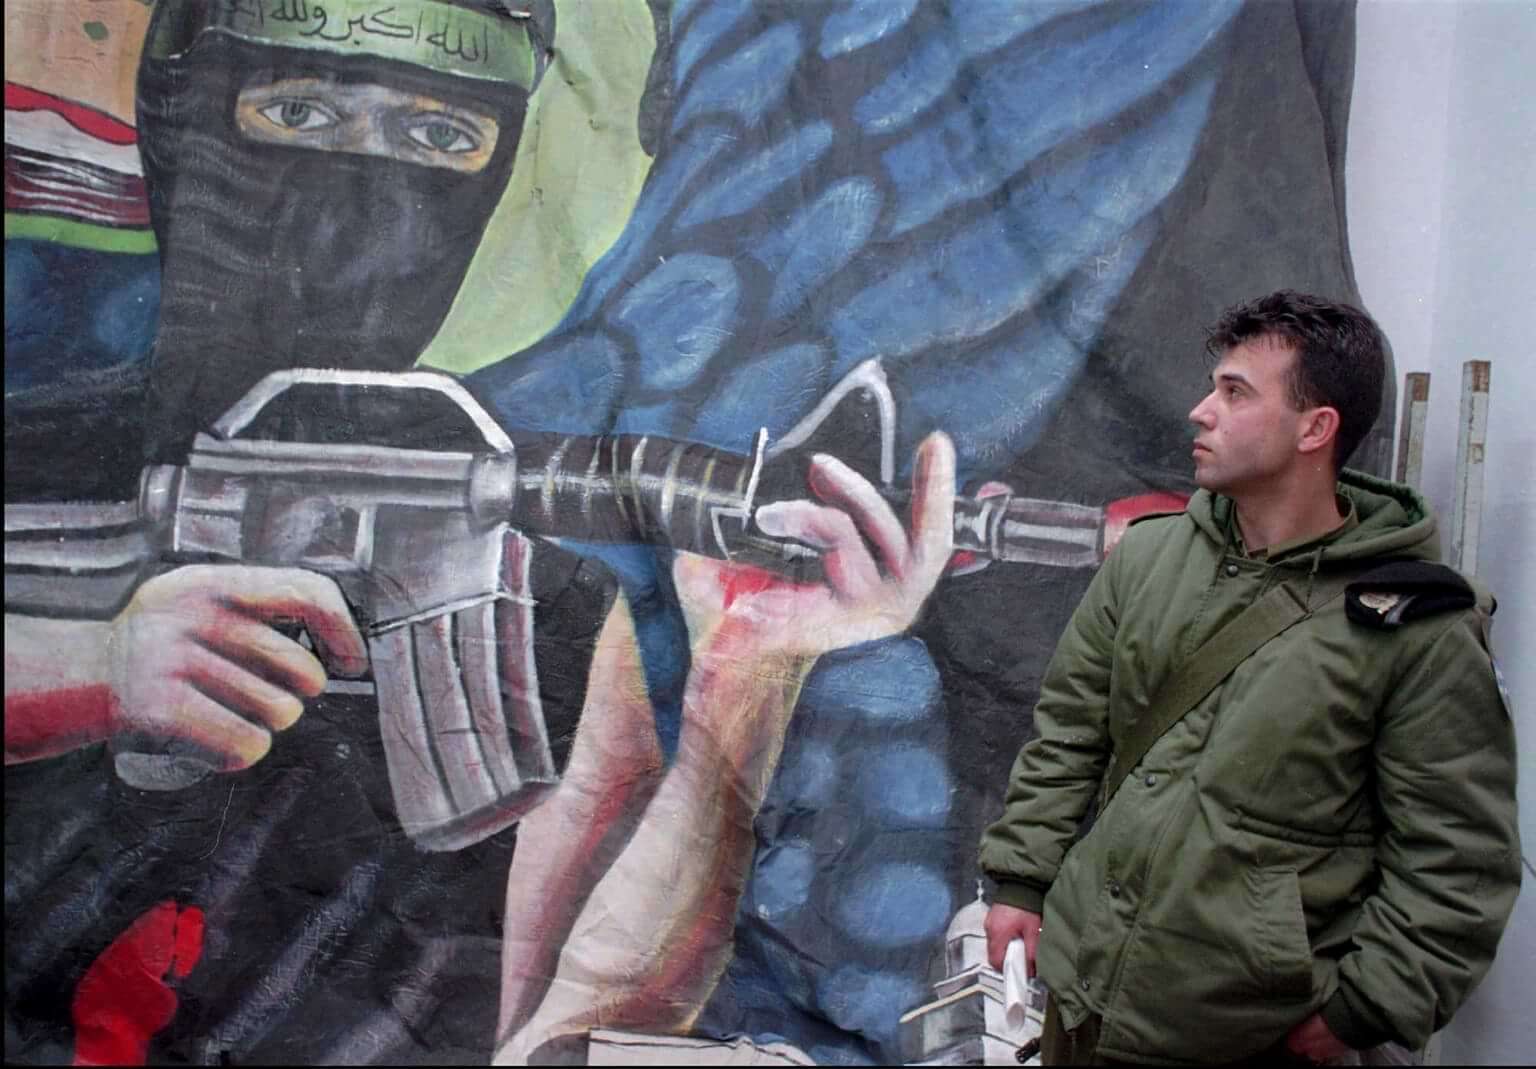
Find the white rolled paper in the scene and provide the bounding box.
[1003,937,1032,1034]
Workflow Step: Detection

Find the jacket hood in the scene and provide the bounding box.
[1187,469,1440,569]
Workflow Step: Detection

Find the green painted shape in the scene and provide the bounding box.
[83,21,110,41]
[5,214,158,255]
[417,0,657,374]
[156,0,536,90]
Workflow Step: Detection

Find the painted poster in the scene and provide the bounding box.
[4,1,1380,1064]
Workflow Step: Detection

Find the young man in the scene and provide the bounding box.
[978,291,1519,1064]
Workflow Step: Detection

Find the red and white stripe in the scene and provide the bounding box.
[5,149,150,227]
[5,82,150,230]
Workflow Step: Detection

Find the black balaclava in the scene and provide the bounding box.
[136,0,550,463]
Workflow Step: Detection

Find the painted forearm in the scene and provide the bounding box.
[496,625,815,1058]
[498,599,664,1043]
[4,614,114,763]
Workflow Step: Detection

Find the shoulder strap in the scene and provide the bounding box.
[1101,572,1353,808]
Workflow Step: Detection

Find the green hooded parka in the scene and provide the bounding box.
[979,471,1520,1064]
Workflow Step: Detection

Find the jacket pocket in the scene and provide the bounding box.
[1245,867,1313,1000]
[1238,808,1375,849]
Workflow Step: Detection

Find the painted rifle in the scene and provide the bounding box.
[4,363,1183,848]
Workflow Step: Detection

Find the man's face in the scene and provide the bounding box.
[1187,336,1311,496]
[235,78,501,174]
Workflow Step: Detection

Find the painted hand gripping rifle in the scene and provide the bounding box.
[4,363,1184,850]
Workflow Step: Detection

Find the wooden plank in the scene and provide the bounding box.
[1450,360,1491,576]
[1394,372,1431,487]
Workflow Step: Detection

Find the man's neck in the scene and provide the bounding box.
[1230,470,1345,555]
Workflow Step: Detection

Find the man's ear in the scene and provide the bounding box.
[1296,406,1340,458]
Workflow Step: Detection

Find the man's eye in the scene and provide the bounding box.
[404,117,480,154]
[257,100,339,132]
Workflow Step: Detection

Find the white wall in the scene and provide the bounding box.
[1348,0,1536,1062]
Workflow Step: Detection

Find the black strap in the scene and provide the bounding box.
[1101,572,1353,808]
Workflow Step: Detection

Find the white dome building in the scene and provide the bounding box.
[897,884,1044,1066]
[944,887,993,976]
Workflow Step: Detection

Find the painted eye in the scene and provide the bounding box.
[257,99,339,132]
[404,117,480,154]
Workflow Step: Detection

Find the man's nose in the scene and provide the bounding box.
[1189,392,1216,426]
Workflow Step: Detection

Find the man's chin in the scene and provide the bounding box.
[1194,470,1247,498]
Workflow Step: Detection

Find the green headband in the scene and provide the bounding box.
[155,0,538,90]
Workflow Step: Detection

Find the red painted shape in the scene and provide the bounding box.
[1101,491,1191,558]
[4,83,138,145]
[71,901,206,1066]
[3,685,113,764]
[717,563,792,611]
[169,907,205,983]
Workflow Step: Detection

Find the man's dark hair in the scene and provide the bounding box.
[1205,290,1388,469]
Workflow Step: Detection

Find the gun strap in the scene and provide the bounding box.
[1101,571,1354,809]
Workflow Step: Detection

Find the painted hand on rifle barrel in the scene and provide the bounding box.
[495,432,958,1064]
[675,430,957,659]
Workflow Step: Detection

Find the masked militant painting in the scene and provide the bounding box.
[4,1,1383,1064]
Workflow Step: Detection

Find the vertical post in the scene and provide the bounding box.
[1449,360,1491,576]
[1394,372,1431,487]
